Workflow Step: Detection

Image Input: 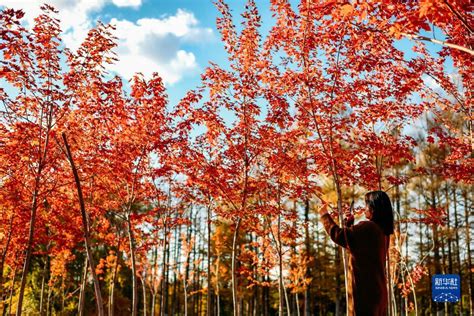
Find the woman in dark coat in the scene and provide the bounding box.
[318,191,394,316]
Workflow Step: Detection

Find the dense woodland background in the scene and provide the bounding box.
[0,0,472,315]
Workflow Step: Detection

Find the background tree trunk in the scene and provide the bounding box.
[78,258,88,316]
[231,218,242,316]
[0,214,14,313]
[127,215,138,316]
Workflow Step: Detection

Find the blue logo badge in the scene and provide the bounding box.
[432,274,460,302]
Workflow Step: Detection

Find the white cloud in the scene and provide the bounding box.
[112,0,142,8]
[108,10,213,84]
[0,1,213,85]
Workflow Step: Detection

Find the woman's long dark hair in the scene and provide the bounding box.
[365,191,394,236]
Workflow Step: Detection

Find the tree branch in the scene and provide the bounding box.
[401,32,474,56]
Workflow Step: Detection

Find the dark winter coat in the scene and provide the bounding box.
[320,213,389,316]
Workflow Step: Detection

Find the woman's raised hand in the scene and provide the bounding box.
[318,200,330,216]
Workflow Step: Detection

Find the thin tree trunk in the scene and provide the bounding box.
[264,274,270,316]
[198,239,204,316]
[39,257,49,316]
[216,251,220,316]
[296,292,300,316]
[183,276,188,316]
[151,292,156,316]
[0,214,14,312]
[334,181,349,316]
[127,215,138,316]
[191,222,197,316]
[151,247,158,316]
[78,257,88,316]
[47,279,52,316]
[183,225,191,316]
[395,173,407,316]
[62,133,104,316]
[283,284,291,316]
[61,275,65,312]
[141,275,147,316]
[304,196,311,316]
[164,227,170,316]
[386,236,394,316]
[431,191,442,273]
[403,188,409,316]
[109,243,120,316]
[252,231,257,316]
[335,245,342,316]
[278,214,284,316]
[172,224,181,316]
[427,226,433,315]
[463,189,473,314]
[291,203,299,316]
[160,221,168,316]
[5,266,17,316]
[453,187,463,313]
[207,201,212,316]
[231,218,242,316]
[275,213,291,316]
[439,189,447,275]
[184,219,192,316]
[150,291,156,316]
[445,185,453,274]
